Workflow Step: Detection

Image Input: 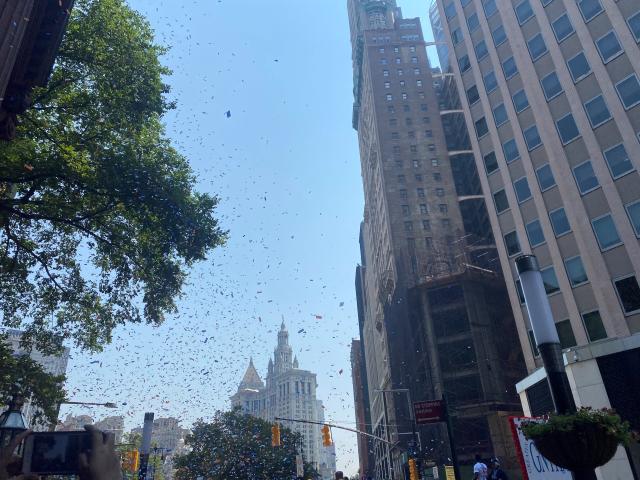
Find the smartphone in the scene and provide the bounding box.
[22,431,93,475]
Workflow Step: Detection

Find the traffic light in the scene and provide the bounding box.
[271,422,281,447]
[122,450,140,473]
[321,424,333,447]
[408,458,419,480]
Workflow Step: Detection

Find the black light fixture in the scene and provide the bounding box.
[0,394,27,449]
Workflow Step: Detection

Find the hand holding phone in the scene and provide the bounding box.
[78,425,121,480]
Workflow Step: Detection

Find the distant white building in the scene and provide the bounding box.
[230,322,337,479]
[57,414,124,444]
[4,329,69,430]
[131,416,189,480]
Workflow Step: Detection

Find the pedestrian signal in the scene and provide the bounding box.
[271,423,281,447]
[122,450,140,472]
[321,424,333,447]
[408,458,419,480]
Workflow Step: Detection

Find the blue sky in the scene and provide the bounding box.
[59,1,435,475]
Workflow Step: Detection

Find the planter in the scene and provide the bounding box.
[531,422,619,471]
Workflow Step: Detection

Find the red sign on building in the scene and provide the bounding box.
[413,400,445,424]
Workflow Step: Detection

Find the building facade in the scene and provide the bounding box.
[429,0,640,475]
[5,329,69,430]
[350,339,375,480]
[230,323,336,478]
[58,414,124,445]
[347,2,526,478]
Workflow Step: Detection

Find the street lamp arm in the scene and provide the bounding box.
[61,401,117,408]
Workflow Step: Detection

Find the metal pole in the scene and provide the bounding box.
[442,396,460,480]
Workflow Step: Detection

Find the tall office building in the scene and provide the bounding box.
[230,323,336,479]
[348,1,526,478]
[430,0,640,475]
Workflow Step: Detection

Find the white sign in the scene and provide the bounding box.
[509,417,572,480]
[296,454,304,477]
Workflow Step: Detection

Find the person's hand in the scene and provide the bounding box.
[78,425,121,480]
[0,430,37,480]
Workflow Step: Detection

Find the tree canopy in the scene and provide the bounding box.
[174,409,319,480]
[0,0,226,352]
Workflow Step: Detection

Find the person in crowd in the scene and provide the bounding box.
[489,457,509,480]
[473,453,489,480]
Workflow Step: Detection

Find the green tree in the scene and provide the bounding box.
[174,409,319,480]
[0,335,65,425]
[0,0,226,353]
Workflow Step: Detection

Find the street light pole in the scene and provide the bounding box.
[516,255,597,480]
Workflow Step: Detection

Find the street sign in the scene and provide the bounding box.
[413,400,445,424]
[509,417,572,480]
[444,465,455,480]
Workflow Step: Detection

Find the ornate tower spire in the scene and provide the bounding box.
[238,357,264,391]
[274,320,293,374]
[293,356,299,369]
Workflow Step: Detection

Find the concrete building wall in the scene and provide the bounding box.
[430,0,640,373]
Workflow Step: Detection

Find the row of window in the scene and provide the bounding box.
[385,92,427,101]
[395,159,441,170]
[408,237,439,249]
[378,45,417,54]
[389,115,430,127]
[383,68,422,77]
[404,218,452,232]
[379,56,420,65]
[384,80,424,88]
[397,184,447,197]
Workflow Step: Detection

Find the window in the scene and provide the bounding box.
[567,52,591,83]
[422,220,431,231]
[524,125,542,150]
[414,68,421,75]
[398,174,406,184]
[467,85,480,105]
[512,89,529,112]
[398,69,404,76]
[425,237,433,248]
[541,72,563,100]
[391,132,400,139]
[388,105,396,113]
[591,214,622,250]
[555,113,580,144]
[603,144,634,179]
[380,58,388,65]
[427,143,436,151]
[394,47,400,53]
[410,46,416,53]
[396,57,402,64]
[595,31,623,63]
[556,320,577,349]
[565,256,588,287]
[484,151,499,174]
[420,204,428,214]
[502,56,518,79]
[493,103,508,126]
[528,330,540,357]
[582,310,607,342]
[407,238,416,249]
[424,129,433,137]
[416,80,423,87]
[410,144,418,153]
[436,188,445,197]
[515,0,534,23]
[614,276,640,314]
[411,57,418,64]
[467,13,480,32]
[492,25,507,46]
[459,54,471,72]
[527,33,548,61]
[403,104,410,111]
[420,103,428,111]
[577,0,603,22]
[389,119,397,127]
[628,11,640,42]
[549,207,571,236]
[423,117,430,124]
[504,231,521,256]
[584,95,611,128]
[432,158,440,166]
[503,138,520,163]
[402,205,410,216]
[615,75,640,110]
[526,219,545,246]
[412,159,421,168]
[439,204,448,214]
[400,189,408,199]
[484,71,498,93]
[415,173,423,182]
[493,189,509,213]
[625,200,640,236]
[552,13,574,42]
[536,164,556,191]
[417,187,425,198]
[402,93,408,100]
[441,219,451,228]
[433,172,441,181]
[386,94,393,101]
[483,0,498,17]
[541,0,554,6]
[573,161,599,194]
[461,0,472,6]
[475,117,489,138]
[514,177,532,203]
[475,40,489,60]
[404,221,414,232]
[406,118,413,126]
[516,280,526,304]
[384,81,391,89]
[541,266,560,294]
